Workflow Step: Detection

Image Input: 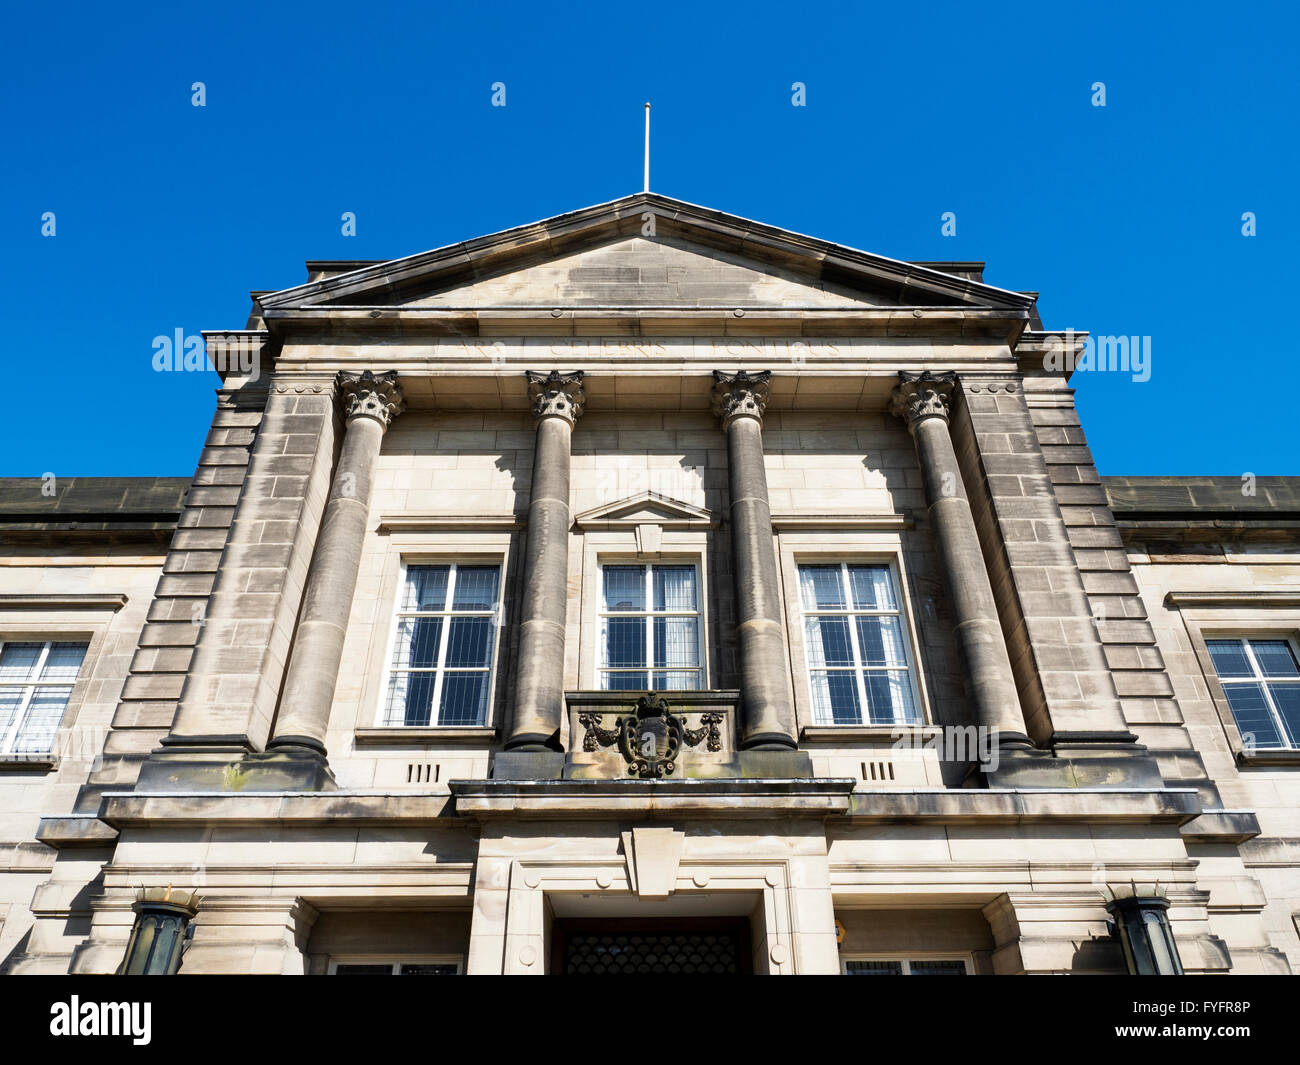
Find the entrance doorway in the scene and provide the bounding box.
[552,917,753,975]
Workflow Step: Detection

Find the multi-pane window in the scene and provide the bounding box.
[0,641,88,755]
[599,563,702,691]
[844,957,968,975]
[1206,637,1300,750]
[383,564,501,727]
[798,563,918,726]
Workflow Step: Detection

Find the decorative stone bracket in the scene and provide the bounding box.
[622,827,685,899]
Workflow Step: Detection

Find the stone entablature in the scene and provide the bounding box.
[270,335,1021,386]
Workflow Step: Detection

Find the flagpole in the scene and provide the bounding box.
[643,102,651,193]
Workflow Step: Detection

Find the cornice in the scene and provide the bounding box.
[376,515,524,533]
[354,727,498,746]
[770,513,913,531]
[1165,591,1300,609]
[260,306,1030,343]
[0,594,127,611]
[94,782,1205,828]
[450,778,857,820]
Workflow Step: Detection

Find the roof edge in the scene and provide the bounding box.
[257,192,1036,314]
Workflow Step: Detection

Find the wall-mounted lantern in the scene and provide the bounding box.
[1104,883,1184,975]
[117,886,200,975]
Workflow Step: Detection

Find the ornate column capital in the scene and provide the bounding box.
[525,370,585,425]
[337,370,405,429]
[711,369,771,426]
[889,370,958,427]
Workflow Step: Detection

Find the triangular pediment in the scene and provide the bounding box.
[258,193,1034,314]
[574,492,714,529]
[401,234,897,308]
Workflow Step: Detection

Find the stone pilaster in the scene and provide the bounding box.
[712,370,797,751]
[503,371,584,756]
[134,374,343,793]
[1017,358,1186,791]
[890,371,1030,749]
[268,371,404,765]
[94,385,266,798]
[952,377,1142,746]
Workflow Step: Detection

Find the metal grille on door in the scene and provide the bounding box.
[563,931,742,974]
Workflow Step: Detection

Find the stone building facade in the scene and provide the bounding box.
[1,194,1296,975]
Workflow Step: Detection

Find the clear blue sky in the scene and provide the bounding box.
[2,1,1294,477]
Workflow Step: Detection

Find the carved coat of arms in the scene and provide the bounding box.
[579,695,722,778]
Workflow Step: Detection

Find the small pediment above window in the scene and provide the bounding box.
[573,492,714,531]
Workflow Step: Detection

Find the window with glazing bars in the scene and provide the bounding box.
[383,564,500,727]
[798,562,918,726]
[599,563,702,691]
[1206,637,1300,749]
[0,641,88,755]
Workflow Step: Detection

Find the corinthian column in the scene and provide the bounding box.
[269,370,404,756]
[712,370,797,750]
[889,371,1029,748]
[505,370,584,752]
